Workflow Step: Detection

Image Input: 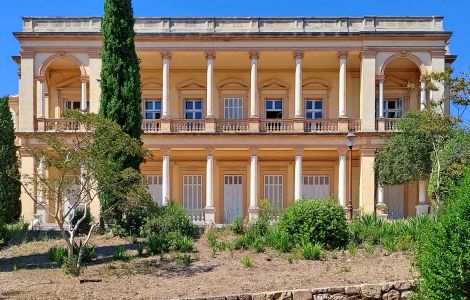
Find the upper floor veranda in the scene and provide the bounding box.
[11,16,455,137]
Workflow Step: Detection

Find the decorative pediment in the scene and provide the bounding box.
[259,79,289,90]
[177,79,206,90]
[217,78,248,90]
[141,79,162,90]
[302,78,331,91]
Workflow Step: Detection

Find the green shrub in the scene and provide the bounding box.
[252,238,265,253]
[0,220,7,247]
[233,234,250,250]
[71,208,93,236]
[141,204,200,239]
[349,214,384,245]
[73,241,96,264]
[258,198,280,222]
[230,217,245,235]
[110,206,152,237]
[265,226,294,253]
[301,242,324,260]
[147,234,168,255]
[112,245,128,261]
[415,169,470,300]
[4,220,29,245]
[62,255,79,276]
[49,247,68,264]
[166,231,194,252]
[279,199,348,249]
[240,256,253,268]
[248,218,269,237]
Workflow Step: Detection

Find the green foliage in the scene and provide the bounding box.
[278,199,348,249]
[415,170,470,300]
[147,234,168,255]
[265,226,294,253]
[178,253,191,267]
[141,204,200,239]
[258,198,280,222]
[428,129,470,202]
[167,231,193,252]
[0,96,21,224]
[62,255,79,276]
[137,243,144,256]
[49,247,68,264]
[112,245,128,261]
[240,256,253,268]
[111,205,154,237]
[207,232,227,256]
[301,242,324,260]
[71,208,93,236]
[230,217,245,235]
[248,218,269,237]
[99,0,143,224]
[74,241,96,264]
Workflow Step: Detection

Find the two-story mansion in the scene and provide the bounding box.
[10,16,455,226]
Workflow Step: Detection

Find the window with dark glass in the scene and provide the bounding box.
[265,99,283,119]
[305,99,323,119]
[185,99,203,119]
[144,100,162,119]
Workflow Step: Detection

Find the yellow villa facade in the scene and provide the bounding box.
[10,16,455,226]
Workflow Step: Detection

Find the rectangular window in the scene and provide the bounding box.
[183,175,203,212]
[144,100,162,120]
[224,97,244,120]
[64,99,89,111]
[185,99,203,119]
[377,99,404,118]
[146,175,163,206]
[305,99,323,119]
[265,99,283,119]
[302,176,330,199]
[264,175,283,209]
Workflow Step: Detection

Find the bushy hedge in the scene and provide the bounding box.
[415,169,470,300]
[278,199,348,249]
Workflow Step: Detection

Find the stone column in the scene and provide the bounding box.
[378,76,385,118]
[205,153,215,223]
[359,148,377,214]
[162,52,171,118]
[359,50,377,131]
[162,154,170,206]
[20,153,36,222]
[294,51,304,118]
[416,180,429,215]
[294,153,303,201]
[36,156,47,224]
[249,152,259,220]
[206,52,215,118]
[249,51,259,118]
[80,77,88,111]
[376,185,388,219]
[420,77,426,111]
[338,148,347,207]
[38,77,46,118]
[19,54,35,132]
[338,51,348,118]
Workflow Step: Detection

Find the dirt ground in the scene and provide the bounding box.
[0,234,414,300]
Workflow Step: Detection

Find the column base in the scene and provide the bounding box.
[337,117,349,132]
[248,207,260,221]
[204,206,216,224]
[416,204,429,215]
[376,117,385,131]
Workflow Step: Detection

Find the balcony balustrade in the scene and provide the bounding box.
[260,119,295,133]
[216,120,249,133]
[304,119,338,133]
[142,120,162,133]
[171,119,206,133]
[384,118,398,131]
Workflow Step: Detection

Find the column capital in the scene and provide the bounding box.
[80,75,89,83]
[293,50,304,59]
[249,148,259,156]
[337,50,349,59]
[205,51,216,60]
[294,148,304,156]
[249,50,259,60]
[206,148,215,156]
[376,75,386,82]
[360,147,377,157]
[35,75,46,82]
[161,148,171,156]
[337,147,348,156]
[161,51,172,59]
[360,49,377,59]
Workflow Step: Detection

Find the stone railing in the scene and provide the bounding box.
[177,280,416,300]
[22,16,444,34]
[260,120,295,133]
[304,119,338,133]
[216,120,249,133]
[171,119,206,133]
[142,120,162,133]
[348,119,362,132]
[36,118,81,132]
[384,118,399,131]
[187,209,205,226]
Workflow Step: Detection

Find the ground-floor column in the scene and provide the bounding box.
[376,185,387,219]
[162,155,170,206]
[359,148,376,214]
[36,156,47,224]
[416,180,429,215]
[294,154,302,200]
[204,154,215,223]
[249,153,259,220]
[337,148,347,207]
[20,154,36,224]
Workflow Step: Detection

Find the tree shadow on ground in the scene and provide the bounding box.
[0,240,137,272]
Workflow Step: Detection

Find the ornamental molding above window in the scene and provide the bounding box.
[302,78,331,91]
[217,78,248,91]
[259,79,290,91]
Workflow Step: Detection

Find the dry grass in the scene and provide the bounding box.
[0,233,415,300]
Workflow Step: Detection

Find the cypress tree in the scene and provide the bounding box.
[99,0,143,223]
[0,96,21,224]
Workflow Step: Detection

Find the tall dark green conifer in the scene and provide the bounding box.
[99,0,142,223]
[0,97,21,223]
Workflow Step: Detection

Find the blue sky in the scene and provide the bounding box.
[1,0,468,119]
